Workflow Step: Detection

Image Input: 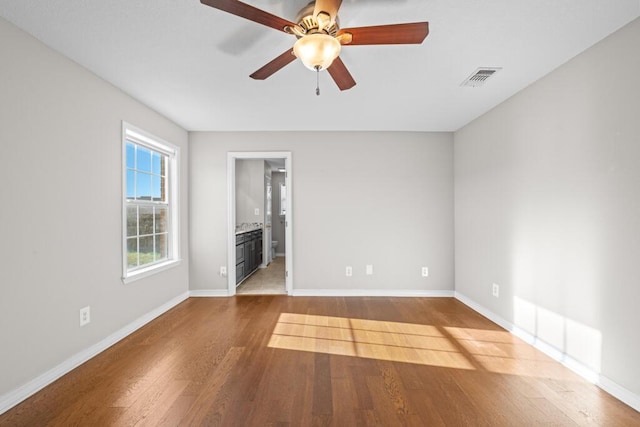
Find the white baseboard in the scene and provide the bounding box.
[291,289,455,297]
[189,289,230,297]
[0,291,190,416]
[275,253,285,257]
[600,376,640,413]
[454,291,514,331]
[454,291,640,414]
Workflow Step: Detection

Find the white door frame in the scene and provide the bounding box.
[227,152,293,295]
[264,174,272,265]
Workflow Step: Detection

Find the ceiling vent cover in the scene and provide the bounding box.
[461,67,502,87]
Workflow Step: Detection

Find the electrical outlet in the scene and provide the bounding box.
[492,283,500,298]
[80,306,91,326]
[422,267,429,277]
[366,265,373,275]
[346,266,353,277]
[254,208,260,215]
[220,266,227,277]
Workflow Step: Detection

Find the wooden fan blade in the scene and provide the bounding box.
[200,0,295,33]
[250,49,296,80]
[314,0,342,23]
[327,57,356,91]
[338,22,429,45]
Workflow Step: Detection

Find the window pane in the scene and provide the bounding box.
[152,152,162,175]
[152,175,163,201]
[126,170,135,199]
[126,142,135,169]
[127,206,138,237]
[139,236,154,265]
[155,234,168,261]
[123,129,176,277]
[136,146,152,172]
[127,238,138,267]
[155,207,167,233]
[136,172,152,200]
[139,206,154,235]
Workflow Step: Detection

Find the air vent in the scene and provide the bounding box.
[461,67,502,87]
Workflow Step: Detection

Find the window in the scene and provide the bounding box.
[122,122,179,282]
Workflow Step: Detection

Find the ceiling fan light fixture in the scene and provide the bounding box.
[293,33,341,71]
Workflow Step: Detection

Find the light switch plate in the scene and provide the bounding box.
[366,265,373,275]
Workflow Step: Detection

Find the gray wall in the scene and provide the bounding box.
[235,159,265,225]
[271,171,286,255]
[190,132,454,292]
[0,18,189,396]
[455,18,640,395]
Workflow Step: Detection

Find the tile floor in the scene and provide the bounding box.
[236,256,286,295]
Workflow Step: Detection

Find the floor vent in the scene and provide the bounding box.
[461,67,502,87]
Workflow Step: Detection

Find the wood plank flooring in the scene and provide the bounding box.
[1,297,638,426]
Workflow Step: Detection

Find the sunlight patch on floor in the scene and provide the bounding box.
[269,313,474,370]
[269,313,585,379]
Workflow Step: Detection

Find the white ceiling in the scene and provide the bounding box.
[1,1,638,132]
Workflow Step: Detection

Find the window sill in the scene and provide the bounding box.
[122,259,182,284]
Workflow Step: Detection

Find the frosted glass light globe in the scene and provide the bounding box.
[293,33,342,71]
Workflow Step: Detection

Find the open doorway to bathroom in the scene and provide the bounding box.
[227,152,292,296]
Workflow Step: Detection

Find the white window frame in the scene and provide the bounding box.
[122,122,180,283]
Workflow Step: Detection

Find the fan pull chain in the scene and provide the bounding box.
[315,65,321,96]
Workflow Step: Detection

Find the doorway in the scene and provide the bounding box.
[227,152,293,296]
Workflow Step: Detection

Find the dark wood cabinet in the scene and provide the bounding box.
[235,233,246,284]
[236,229,262,286]
[246,238,255,274]
[257,233,263,267]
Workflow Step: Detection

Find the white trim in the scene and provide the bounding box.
[122,122,177,156]
[0,291,189,416]
[275,252,286,257]
[453,292,514,332]
[227,152,293,296]
[121,121,180,283]
[600,376,640,413]
[454,291,592,376]
[284,155,293,295]
[291,289,455,297]
[189,289,230,297]
[454,291,640,413]
[227,154,236,296]
[122,259,181,284]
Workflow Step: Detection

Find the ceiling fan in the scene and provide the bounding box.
[200,0,429,94]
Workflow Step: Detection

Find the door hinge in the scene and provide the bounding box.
[285,270,288,277]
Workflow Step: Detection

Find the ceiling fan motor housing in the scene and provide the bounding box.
[295,2,340,37]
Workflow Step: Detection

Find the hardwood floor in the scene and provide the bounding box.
[1,297,638,426]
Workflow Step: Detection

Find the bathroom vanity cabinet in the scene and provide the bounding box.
[235,228,263,285]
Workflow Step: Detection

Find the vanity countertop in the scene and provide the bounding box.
[235,224,263,235]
